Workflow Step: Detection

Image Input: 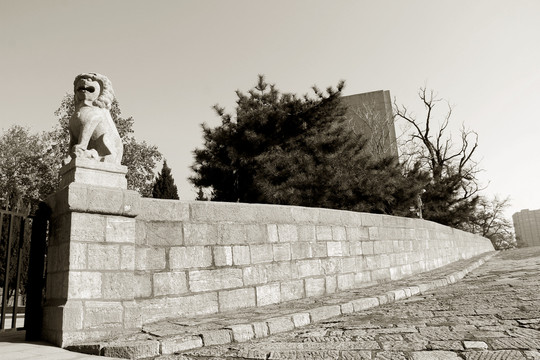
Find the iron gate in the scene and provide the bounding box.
[0,200,49,336]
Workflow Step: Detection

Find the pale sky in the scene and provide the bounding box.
[1,0,539,219]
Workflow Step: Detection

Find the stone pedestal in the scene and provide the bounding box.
[59,158,128,189]
[42,161,141,347]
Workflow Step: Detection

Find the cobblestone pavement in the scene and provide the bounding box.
[172,247,540,360]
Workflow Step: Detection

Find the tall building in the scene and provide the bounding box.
[512,209,540,247]
[341,90,399,159]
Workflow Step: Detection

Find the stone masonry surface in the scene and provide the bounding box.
[43,189,493,347]
[69,250,506,359]
[9,248,540,360]
[130,200,493,329]
[166,247,540,360]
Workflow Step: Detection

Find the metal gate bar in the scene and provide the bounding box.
[12,217,26,328]
[0,211,14,330]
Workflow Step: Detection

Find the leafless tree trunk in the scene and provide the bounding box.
[394,87,482,201]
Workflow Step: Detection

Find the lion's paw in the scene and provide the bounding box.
[71,146,102,161]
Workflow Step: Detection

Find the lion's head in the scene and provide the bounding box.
[73,72,115,110]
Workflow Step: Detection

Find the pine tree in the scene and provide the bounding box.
[152,161,179,199]
[190,76,426,215]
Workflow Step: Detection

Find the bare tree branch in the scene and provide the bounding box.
[394,86,488,229]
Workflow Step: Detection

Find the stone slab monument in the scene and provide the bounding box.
[42,73,141,347]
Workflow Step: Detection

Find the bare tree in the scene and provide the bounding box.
[394,88,483,228]
[466,196,516,250]
[395,88,480,187]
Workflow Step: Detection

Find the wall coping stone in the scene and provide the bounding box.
[47,182,140,217]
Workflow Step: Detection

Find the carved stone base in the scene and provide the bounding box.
[59,158,128,189]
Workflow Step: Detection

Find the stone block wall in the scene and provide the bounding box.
[43,188,493,347]
[132,199,494,326]
[42,182,140,347]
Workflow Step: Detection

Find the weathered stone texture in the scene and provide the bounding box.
[278,224,298,242]
[266,316,295,335]
[102,341,160,359]
[200,329,232,346]
[280,279,304,301]
[189,268,243,292]
[250,244,273,264]
[102,272,133,299]
[144,221,182,246]
[136,247,166,271]
[327,241,344,257]
[67,272,102,299]
[134,274,152,298]
[88,243,119,270]
[253,321,269,338]
[309,305,342,322]
[138,198,189,221]
[119,245,135,271]
[226,324,255,342]
[213,245,233,266]
[242,265,268,286]
[232,245,251,265]
[70,213,106,242]
[291,242,312,259]
[273,243,291,261]
[218,223,247,244]
[305,277,326,297]
[160,335,203,354]
[326,275,338,294]
[316,225,333,241]
[298,225,316,242]
[256,283,281,306]
[105,217,136,243]
[183,223,218,245]
[84,301,123,329]
[153,272,188,296]
[170,246,212,269]
[218,288,256,311]
[298,259,322,278]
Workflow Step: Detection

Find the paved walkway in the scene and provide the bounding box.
[70,250,497,359]
[3,248,540,359]
[177,247,540,359]
[0,330,122,360]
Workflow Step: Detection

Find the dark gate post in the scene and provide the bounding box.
[25,202,50,341]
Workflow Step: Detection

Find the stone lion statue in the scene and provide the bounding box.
[67,72,123,164]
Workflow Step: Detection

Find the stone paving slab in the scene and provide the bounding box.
[70,251,497,359]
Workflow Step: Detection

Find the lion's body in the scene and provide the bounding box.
[67,73,123,164]
[69,106,123,163]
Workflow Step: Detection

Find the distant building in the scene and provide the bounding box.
[512,209,540,247]
[341,90,399,159]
